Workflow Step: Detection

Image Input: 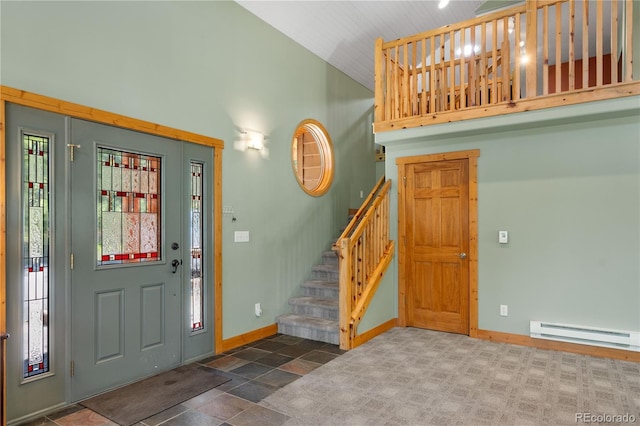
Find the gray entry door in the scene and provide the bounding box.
[69,119,184,400]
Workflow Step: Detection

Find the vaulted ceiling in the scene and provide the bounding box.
[235,1,520,91]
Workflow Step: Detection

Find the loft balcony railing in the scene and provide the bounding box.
[373,0,640,133]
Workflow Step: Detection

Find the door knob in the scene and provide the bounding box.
[171,259,182,273]
[459,252,467,259]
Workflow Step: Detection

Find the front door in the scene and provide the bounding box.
[402,158,470,334]
[69,119,186,400]
[5,101,216,421]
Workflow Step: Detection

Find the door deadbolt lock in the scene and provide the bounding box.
[171,242,179,250]
[171,259,182,273]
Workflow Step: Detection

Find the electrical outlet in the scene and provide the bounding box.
[500,304,508,316]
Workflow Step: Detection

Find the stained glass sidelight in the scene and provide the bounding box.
[97,148,161,265]
[22,133,50,379]
[190,163,204,332]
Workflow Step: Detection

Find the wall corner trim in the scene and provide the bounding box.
[218,324,278,354]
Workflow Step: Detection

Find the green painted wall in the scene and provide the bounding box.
[376,97,640,336]
[0,1,377,341]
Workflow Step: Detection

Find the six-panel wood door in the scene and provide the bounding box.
[404,159,470,334]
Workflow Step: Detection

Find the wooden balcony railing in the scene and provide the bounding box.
[374,0,640,132]
[334,176,394,350]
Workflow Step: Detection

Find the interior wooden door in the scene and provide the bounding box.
[404,159,470,334]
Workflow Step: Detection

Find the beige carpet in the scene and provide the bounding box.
[261,327,640,425]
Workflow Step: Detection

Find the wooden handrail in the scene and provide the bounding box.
[374,0,639,132]
[333,175,386,251]
[336,178,394,350]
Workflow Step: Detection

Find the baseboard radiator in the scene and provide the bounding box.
[530,321,640,352]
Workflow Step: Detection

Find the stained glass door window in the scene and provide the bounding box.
[97,147,161,265]
[190,163,204,332]
[22,133,50,379]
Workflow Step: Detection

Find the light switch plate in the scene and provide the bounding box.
[234,231,250,242]
[498,230,508,244]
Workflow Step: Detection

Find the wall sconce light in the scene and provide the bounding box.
[234,129,269,159]
[243,130,264,151]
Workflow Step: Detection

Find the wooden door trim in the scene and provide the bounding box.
[396,149,479,337]
[0,87,226,407]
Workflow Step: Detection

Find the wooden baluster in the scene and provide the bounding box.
[460,27,466,109]
[403,43,409,117]
[469,25,477,106]
[526,0,538,97]
[542,6,549,96]
[412,41,418,116]
[611,0,618,84]
[556,4,562,93]
[387,46,393,119]
[440,33,446,111]
[503,16,511,101]
[421,38,427,115]
[449,30,455,111]
[596,0,603,86]
[430,36,436,113]
[393,44,400,119]
[569,0,575,91]
[491,19,498,104]
[625,0,633,81]
[514,12,522,100]
[481,22,488,104]
[582,0,589,89]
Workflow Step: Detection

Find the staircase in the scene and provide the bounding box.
[276,249,340,345]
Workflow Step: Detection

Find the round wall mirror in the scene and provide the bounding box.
[291,119,334,196]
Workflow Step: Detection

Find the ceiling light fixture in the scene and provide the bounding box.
[438,0,450,9]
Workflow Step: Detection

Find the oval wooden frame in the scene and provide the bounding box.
[291,119,334,196]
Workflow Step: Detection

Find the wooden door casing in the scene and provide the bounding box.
[397,150,480,336]
[0,86,224,425]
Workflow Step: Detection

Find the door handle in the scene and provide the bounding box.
[0,332,9,341]
[171,259,182,273]
[458,252,467,259]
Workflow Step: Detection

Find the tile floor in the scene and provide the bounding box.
[22,334,345,426]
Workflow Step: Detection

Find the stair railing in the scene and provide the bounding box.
[334,176,394,350]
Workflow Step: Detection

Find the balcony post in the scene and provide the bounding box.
[525,0,538,97]
[374,38,384,123]
[339,237,353,350]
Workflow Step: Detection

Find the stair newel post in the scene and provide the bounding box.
[339,237,353,350]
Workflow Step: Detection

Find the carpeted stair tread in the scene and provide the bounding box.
[300,280,339,299]
[321,251,339,264]
[288,296,338,309]
[312,264,338,272]
[301,280,338,290]
[276,314,338,331]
